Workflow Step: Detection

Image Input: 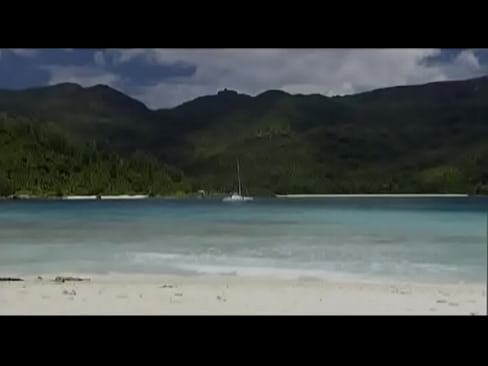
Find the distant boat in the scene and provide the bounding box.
[223,159,253,202]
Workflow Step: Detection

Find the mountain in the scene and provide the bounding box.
[0,83,157,152]
[0,76,487,195]
[0,113,188,197]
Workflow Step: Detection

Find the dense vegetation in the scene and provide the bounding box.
[0,113,188,197]
[1,76,487,196]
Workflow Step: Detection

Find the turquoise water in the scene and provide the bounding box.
[0,198,486,284]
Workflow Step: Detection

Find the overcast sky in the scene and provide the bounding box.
[0,49,487,109]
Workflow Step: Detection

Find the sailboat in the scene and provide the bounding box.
[222,159,253,202]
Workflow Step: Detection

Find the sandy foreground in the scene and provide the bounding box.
[0,274,486,315]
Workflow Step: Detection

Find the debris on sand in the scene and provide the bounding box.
[217,295,227,302]
[54,276,90,283]
[0,277,24,282]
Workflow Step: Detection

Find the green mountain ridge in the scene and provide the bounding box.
[1,76,487,196]
[0,113,188,197]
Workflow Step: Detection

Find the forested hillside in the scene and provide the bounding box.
[1,76,487,196]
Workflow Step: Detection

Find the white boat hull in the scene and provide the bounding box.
[223,159,254,202]
[222,194,253,202]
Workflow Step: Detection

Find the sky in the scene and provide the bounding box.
[0,48,487,109]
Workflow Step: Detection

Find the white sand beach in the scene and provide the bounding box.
[0,274,485,315]
[63,195,149,200]
[276,194,470,198]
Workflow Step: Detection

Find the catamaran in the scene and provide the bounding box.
[222,159,253,202]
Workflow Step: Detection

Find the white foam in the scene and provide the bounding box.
[173,263,372,282]
[124,252,182,264]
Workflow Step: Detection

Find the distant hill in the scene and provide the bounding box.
[0,113,187,197]
[0,76,487,195]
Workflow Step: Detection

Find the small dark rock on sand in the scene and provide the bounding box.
[62,289,77,296]
[54,276,90,283]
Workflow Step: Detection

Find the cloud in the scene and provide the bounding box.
[40,49,195,96]
[131,82,223,111]
[8,49,40,57]
[2,49,487,108]
[44,65,120,87]
[455,50,480,69]
[421,49,486,79]
[435,50,486,81]
[447,50,483,78]
[107,49,486,109]
[93,51,106,67]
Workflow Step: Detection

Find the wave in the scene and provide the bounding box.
[109,251,484,283]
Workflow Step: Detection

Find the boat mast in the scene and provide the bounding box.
[237,159,242,196]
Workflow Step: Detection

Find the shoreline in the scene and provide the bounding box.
[275,194,471,198]
[64,195,149,200]
[0,273,485,315]
[1,193,485,201]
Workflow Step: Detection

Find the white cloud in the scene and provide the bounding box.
[454,50,480,69]
[8,49,39,57]
[44,65,119,87]
[40,49,486,109]
[425,50,485,81]
[107,48,486,109]
[94,51,106,67]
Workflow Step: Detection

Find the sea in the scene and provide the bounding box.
[0,197,486,284]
